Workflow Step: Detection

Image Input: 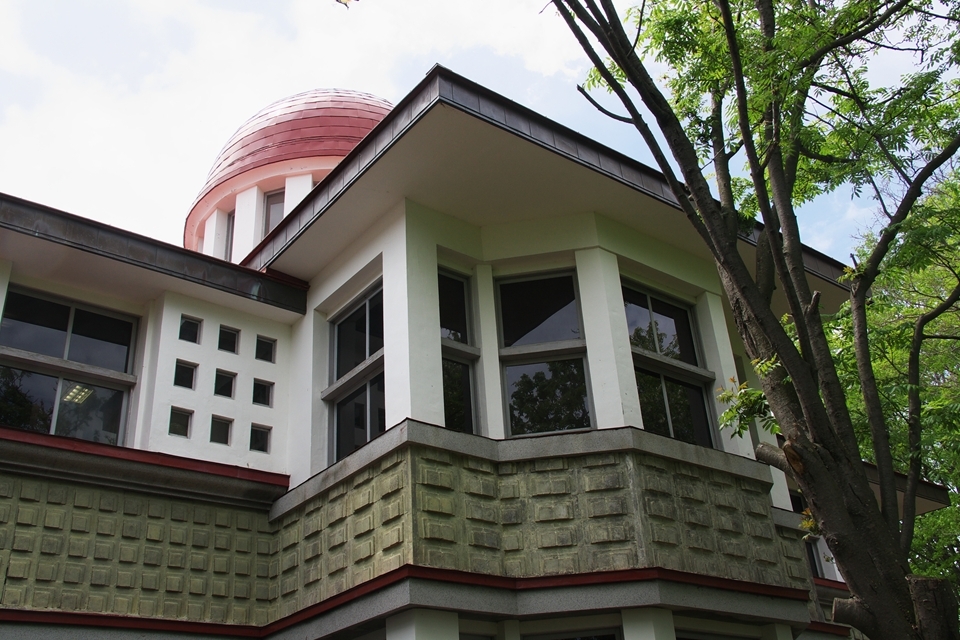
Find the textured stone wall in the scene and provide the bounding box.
[0,439,810,627]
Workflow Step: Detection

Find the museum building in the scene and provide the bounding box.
[0,65,949,640]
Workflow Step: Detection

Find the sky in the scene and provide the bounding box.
[0,0,873,263]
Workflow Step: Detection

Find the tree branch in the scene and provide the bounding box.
[576,85,633,123]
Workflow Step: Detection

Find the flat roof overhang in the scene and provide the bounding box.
[244,66,849,316]
[0,193,307,322]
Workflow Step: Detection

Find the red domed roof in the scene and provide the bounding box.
[194,89,392,208]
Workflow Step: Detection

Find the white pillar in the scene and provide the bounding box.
[232,185,264,263]
[381,214,445,428]
[284,174,314,216]
[695,290,753,458]
[201,209,230,259]
[575,247,643,429]
[473,264,506,439]
[386,609,459,640]
[760,624,793,640]
[622,608,676,640]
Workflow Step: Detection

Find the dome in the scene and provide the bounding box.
[185,88,392,254]
[194,89,392,208]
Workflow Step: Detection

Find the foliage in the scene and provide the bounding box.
[553,0,960,637]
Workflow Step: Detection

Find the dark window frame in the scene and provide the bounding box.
[439,270,478,435]
[250,424,271,453]
[174,360,197,389]
[321,283,386,462]
[252,379,273,407]
[218,325,240,354]
[210,416,231,445]
[169,407,192,438]
[178,315,202,344]
[214,369,236,398]
[263,190,285,239]
[255,335,276,363]
[622,279,717,448]
[496,271,593,437]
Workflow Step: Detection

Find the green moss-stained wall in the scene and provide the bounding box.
[0,441,810,627]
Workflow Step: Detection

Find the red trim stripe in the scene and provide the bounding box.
[813,577,850,592]
[0,427,289,487]
[0,565,812,636]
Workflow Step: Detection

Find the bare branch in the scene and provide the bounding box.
[576,85,633,123]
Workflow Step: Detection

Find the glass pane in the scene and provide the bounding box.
[0,365,58,433]
[218,327,239,353]
[336,305,367,379]
[54,380,123,445]
[0,292,70,357]
[651,298,698,365]
[252,381,272,406]
[173,362,195,388]
[506,359,589,435]
[250,426,270,452]
[255,336,275,362]
[635,368,670,437]
[169,409,190,437]
[368,291,384,355]
[500,276,580,347]
[370,373,386,438]
[214,371,234,398]
[210,418,231,444]
[663,376,712,447]
[336,385,367,461]
[265,192,284,235]
[442,359,473,433]
[622,287,656,352]
[224,212,235,261]
[439,274,468,343]
[68,309,133,372]
[179,317,200,343]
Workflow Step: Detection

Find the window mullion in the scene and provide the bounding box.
[63,307,76,360]
[49,377,64,435]
[658,373,675,439]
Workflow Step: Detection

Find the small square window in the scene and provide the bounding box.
[173,361,196,388]
[210,417,231,445]
[218,326,239,353]
[252,380,273,406]
[250,425,270,452]
[169,408,191,438]
[255,336,276,362]
[214,370,236,398]
[179,316,201,343]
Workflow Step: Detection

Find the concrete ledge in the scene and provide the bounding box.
[0,427,288,509]
[273,419,774,519]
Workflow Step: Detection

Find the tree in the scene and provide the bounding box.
[551,1,960,638]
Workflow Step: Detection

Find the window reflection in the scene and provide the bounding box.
[506,359,589,435]
[442,359,473,433]
[0,292,69,358]
[54,379,123,445]
[0,365,58,433]
[69,309,132,371]
[500,276,580,347]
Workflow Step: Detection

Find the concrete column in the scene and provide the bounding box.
[759,624,793,640]
[695,290,753,459]
[382,214,445,428]
[622,608,676,640]
[284,174,314,216]
[473,264,506,439]
[232,185,264,263]
[386,609,459,640]
[575,247,643,429]
[496,620,520,640]
[201,209,229,259]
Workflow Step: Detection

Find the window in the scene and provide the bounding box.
[218,326,239,353]
[224,210,235,261]
[0,290,134,372]
[498,274,590,436]
[214,370,235,398]
[169,408,191,437]
[0,365,125,444]
[623,284,714,447]
[0,290,136,446]
[210,417,231,445]
[264,190,284,237]
[250,424,270,452]
[179,316,201,343]
[322,287,385,461]
[252,379,272,406]
[255,336,276,362]
[174,361,196,389]
[439,273,476,434]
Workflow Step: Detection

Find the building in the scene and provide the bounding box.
[0,66,949,640]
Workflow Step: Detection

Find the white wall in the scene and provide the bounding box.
[201,208,230,260]
[284,174,314,216]
[143,291,291,474]
[232,185,264,263]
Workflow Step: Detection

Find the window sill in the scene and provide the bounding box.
[631,346,715,383]
[0,344,137,387]
[320,348,384,402]
[499,338,586,363]
[441,338,480,361]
